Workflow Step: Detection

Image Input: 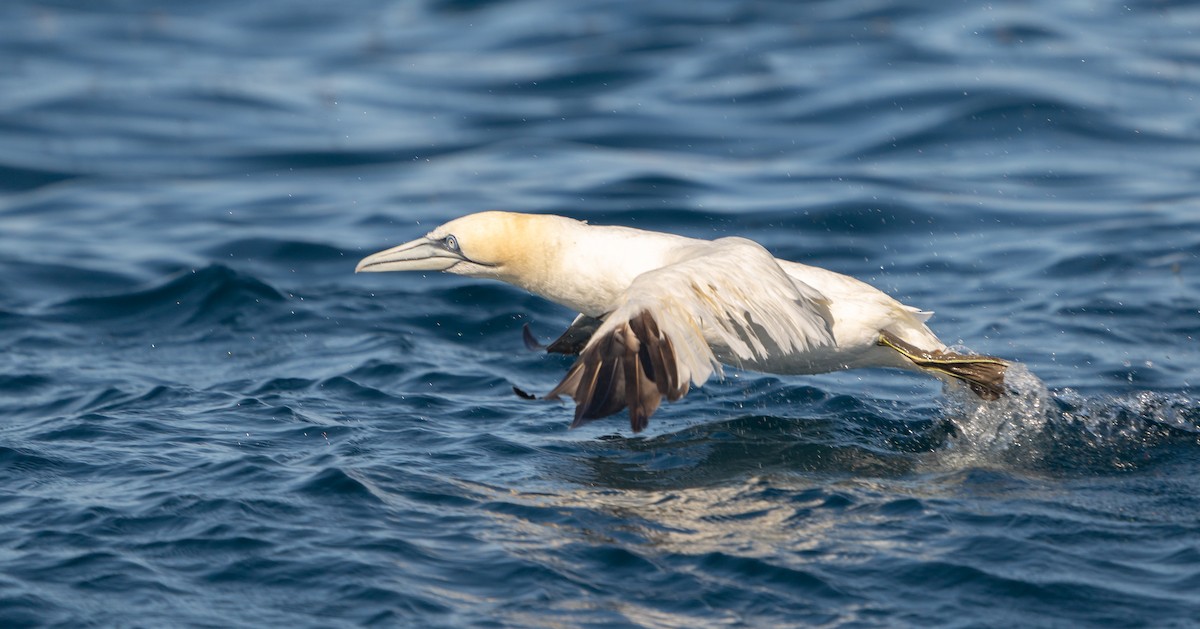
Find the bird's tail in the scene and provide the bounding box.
[877,331,1008,400]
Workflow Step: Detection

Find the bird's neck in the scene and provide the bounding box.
[506,221,695,317]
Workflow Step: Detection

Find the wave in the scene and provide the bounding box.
[49,264,285,331]
[533,359,1199,491]
[202,238,345,266]
[0,160,80,193]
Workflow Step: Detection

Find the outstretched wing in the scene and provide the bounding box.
[546,237,835,433]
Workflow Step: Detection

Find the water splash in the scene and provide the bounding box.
[943,362,1052,457]
[937,363,1199,473]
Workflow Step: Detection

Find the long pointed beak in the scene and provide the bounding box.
[355,237,464,273]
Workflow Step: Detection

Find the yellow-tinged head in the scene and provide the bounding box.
[356,211,569,289]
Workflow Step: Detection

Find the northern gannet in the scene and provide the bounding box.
[357,211,1008,432]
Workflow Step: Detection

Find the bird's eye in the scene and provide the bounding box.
[443,235,459,252]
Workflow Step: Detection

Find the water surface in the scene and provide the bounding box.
[1,1,1199,626]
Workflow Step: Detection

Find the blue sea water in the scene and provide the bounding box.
[2,0,1200,626]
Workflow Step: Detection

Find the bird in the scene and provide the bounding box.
[356,211,1008,433]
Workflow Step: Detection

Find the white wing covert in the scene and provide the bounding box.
[546,237,835,432]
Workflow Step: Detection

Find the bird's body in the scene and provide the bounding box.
[357,211,1007,432]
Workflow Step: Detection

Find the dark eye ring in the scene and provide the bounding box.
[443,235,459,252]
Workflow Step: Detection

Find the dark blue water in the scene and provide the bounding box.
[3,1,1200,626]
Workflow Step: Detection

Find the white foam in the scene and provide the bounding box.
[936,362,1054,467]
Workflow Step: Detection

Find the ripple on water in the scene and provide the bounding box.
[2,0,1200,626]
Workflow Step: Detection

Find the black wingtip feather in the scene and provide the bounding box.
[547,310,685,433]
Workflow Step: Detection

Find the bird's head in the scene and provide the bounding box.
[356,211,567,286]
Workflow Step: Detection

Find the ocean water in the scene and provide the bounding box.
[2,0,1199,626]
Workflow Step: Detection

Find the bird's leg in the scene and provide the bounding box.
[521,324,548,352]
[512,385,539,400]
[877,330,1009,400]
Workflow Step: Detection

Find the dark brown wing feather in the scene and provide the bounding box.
[548,315,604,355]
[522,315,605,355]
[546,310,685,433]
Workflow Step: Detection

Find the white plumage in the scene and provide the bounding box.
[357,211,1007,432]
